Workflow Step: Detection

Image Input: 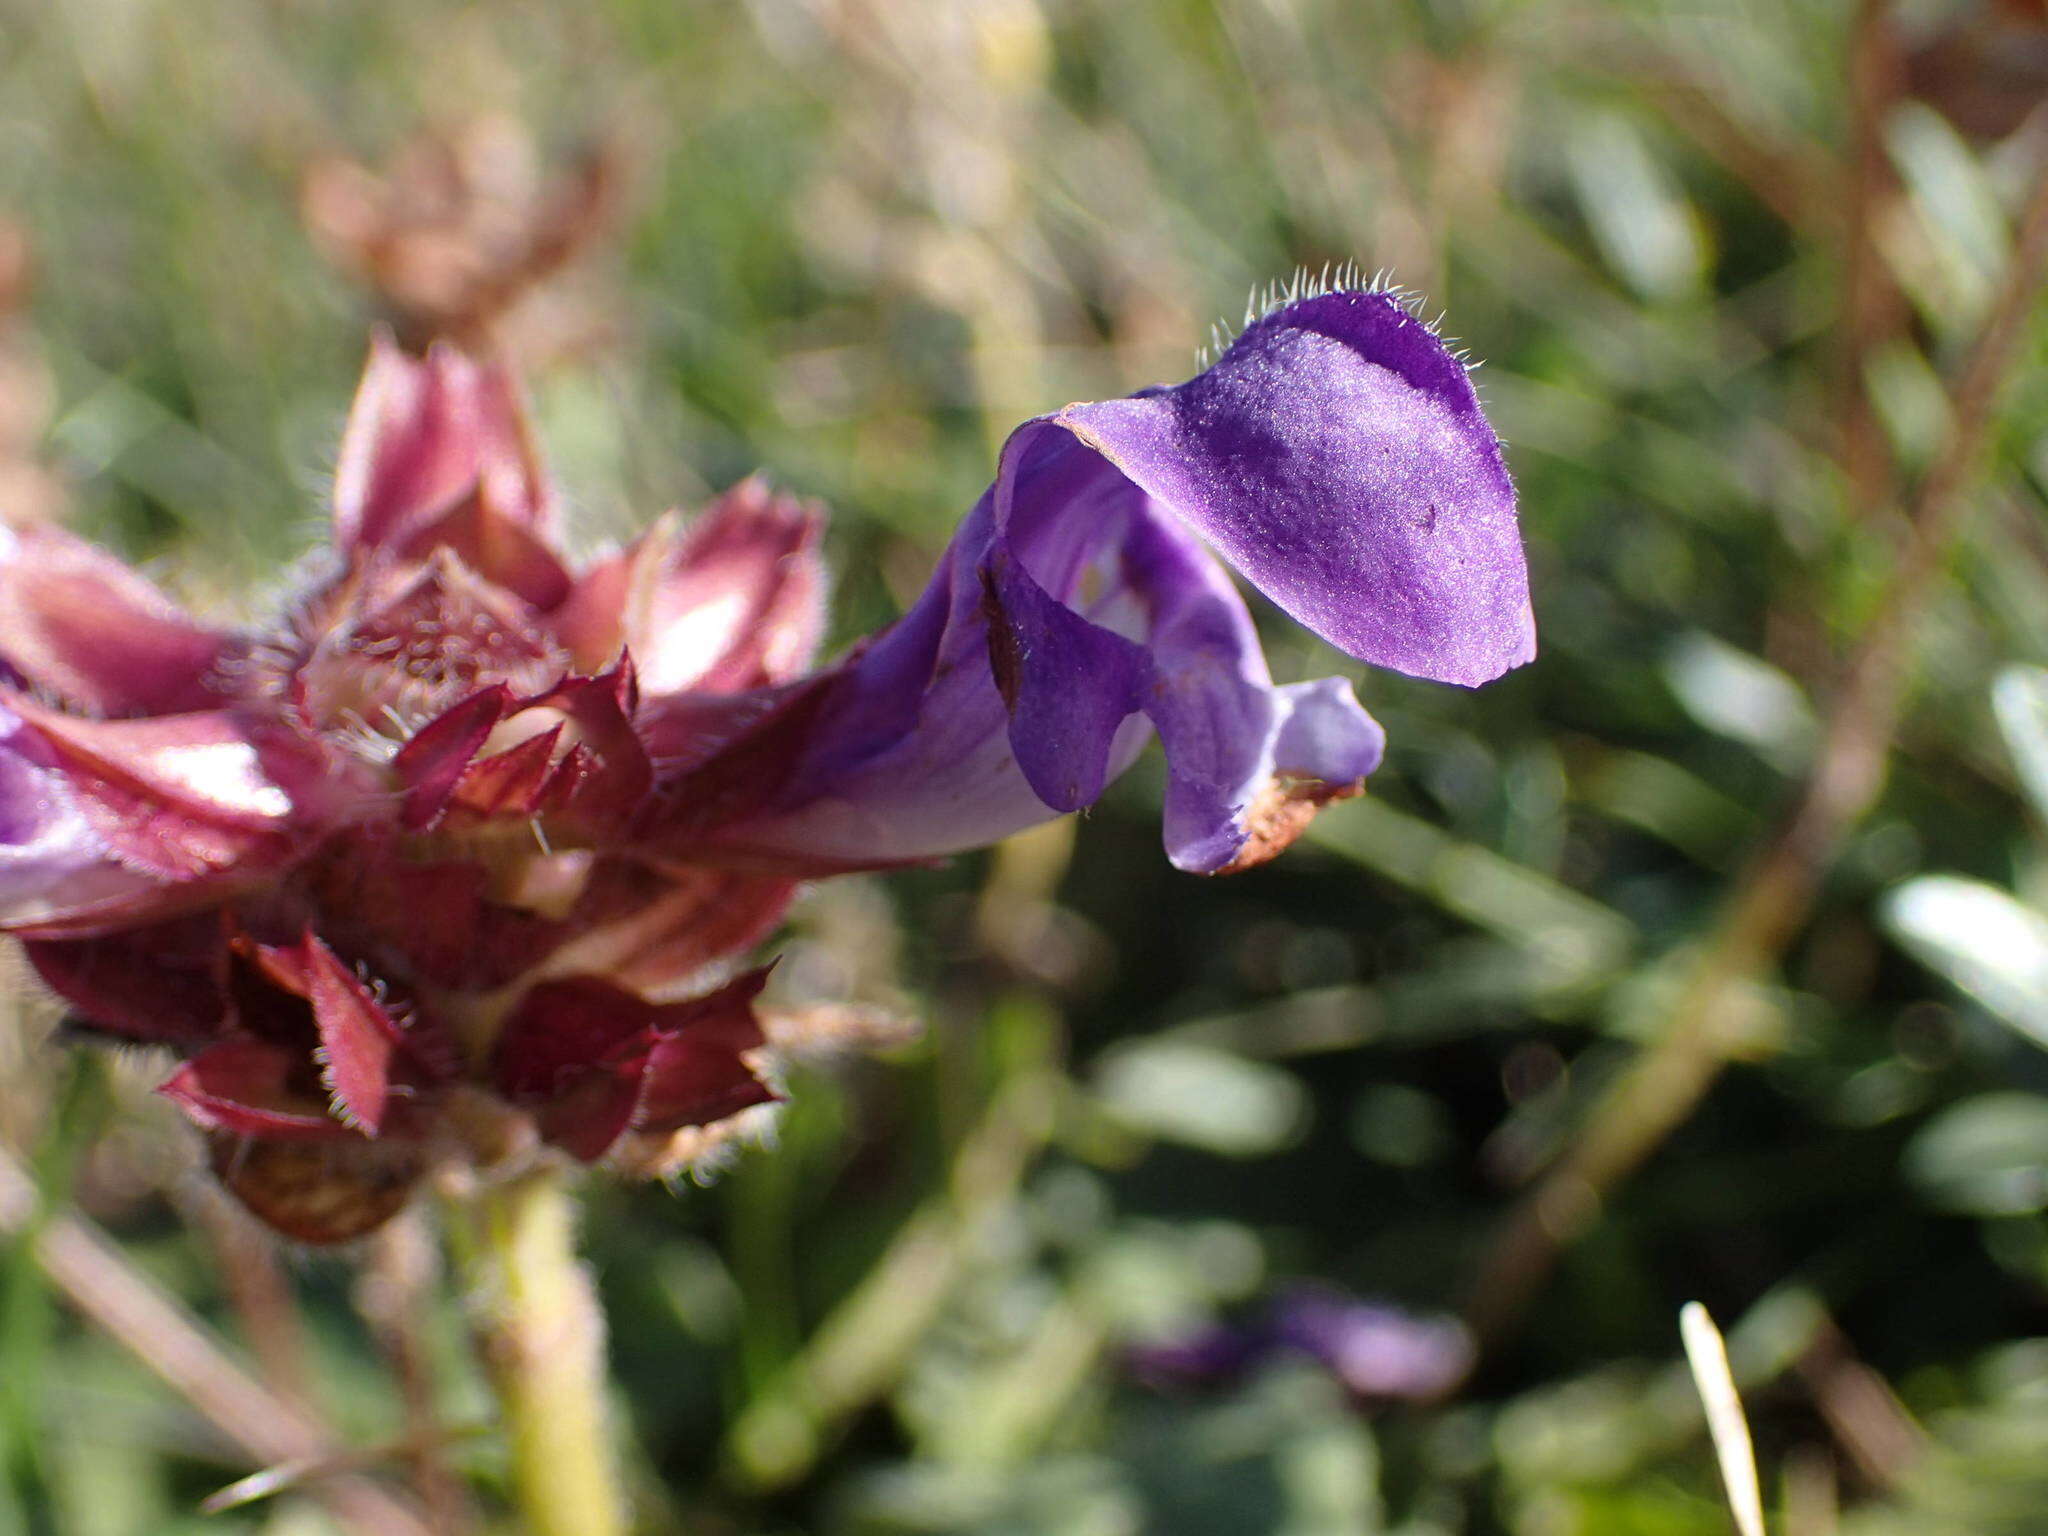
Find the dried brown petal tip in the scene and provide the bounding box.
[1213,776,1365,876]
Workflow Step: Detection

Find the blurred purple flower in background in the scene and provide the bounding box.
[1128,1284,1475,1404]
[0,286,1530,1241]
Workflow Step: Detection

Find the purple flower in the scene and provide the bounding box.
[658,290,1531,875]
[0,288,1529,1241]
[1266,1285,1474,1401]
[1128,1285,1474,1404]
[1126,1320,1266,1389]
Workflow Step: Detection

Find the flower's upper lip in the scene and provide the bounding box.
[1051,290,1533,688]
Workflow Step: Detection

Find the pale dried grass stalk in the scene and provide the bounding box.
[1681,1301,1767,1536]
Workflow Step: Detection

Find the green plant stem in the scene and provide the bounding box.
[460,1166,626,1536]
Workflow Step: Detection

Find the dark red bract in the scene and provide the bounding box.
[2,338,821,1239]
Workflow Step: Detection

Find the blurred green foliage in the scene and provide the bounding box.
[1,0,2047,1531]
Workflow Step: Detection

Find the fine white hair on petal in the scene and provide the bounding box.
[1194,264,1448,372]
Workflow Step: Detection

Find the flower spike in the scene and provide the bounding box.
[1,288,1529,1239]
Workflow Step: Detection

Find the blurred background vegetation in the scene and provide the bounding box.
[2,0,2047,1531]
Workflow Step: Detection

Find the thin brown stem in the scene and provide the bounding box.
[1795,1316,1925,1490]
[1465,163,2048,1348]
[0,1145,432,1536]
[1629,50,1833,230]
[356,1207,479,1533]
[1842,0,1906,516]
[174,1179,316,1412]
